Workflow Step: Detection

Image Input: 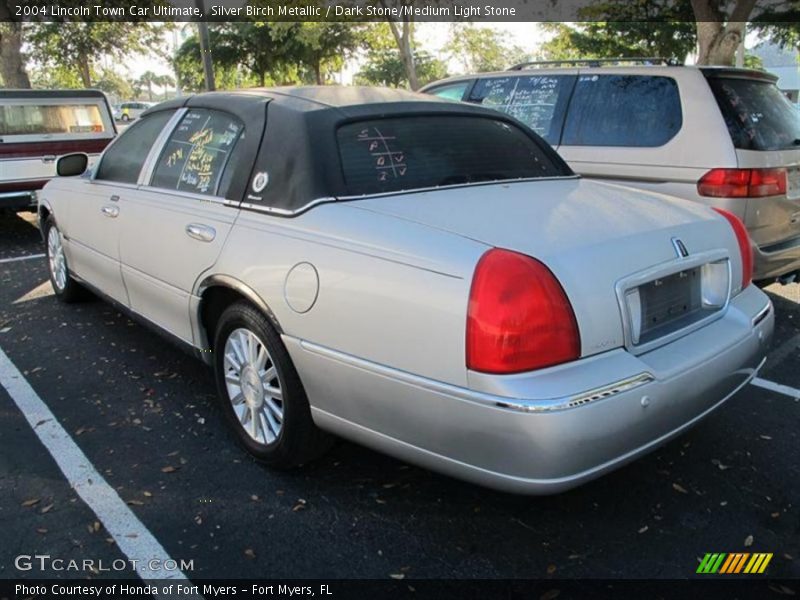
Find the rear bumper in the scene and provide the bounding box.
[290,285,773,494]
[754,234,800,281]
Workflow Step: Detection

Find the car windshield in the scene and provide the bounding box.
[336,115,570,196]
[707,76,800,151]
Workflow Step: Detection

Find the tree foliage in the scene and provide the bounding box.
[444,24,528,73]
[356,49,447,87]
[26,21,166,87]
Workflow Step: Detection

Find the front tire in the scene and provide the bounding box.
[213,301,332,468]
[44,217,85,303]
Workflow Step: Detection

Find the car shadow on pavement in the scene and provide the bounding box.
[0,211,41,260]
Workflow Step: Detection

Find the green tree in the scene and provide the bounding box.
[94,69,134,100]
[27,22,165,87]
[0,22,31,88]
[356,49,447,87]
[539,20,696,63]
[272,22,365,85]
[538,0,763,66]
[176,29,251,92]
[445,24,528,73]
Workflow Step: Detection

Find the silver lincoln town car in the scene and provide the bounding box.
[38,87,774,494]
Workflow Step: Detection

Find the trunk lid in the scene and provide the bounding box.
[350,178,738,359]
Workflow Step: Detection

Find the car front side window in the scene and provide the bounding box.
[94,110,174,184]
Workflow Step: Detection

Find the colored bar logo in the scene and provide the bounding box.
[697,553,773,574]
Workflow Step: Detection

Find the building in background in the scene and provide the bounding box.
[752,41,800,102]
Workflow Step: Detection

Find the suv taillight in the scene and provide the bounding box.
[466,249,580,374]
[698,168,786,198]
[712,208,753,290]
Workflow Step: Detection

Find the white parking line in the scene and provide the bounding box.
[751,377,800,399]
[0,346,197,588]
[0,253,45,264]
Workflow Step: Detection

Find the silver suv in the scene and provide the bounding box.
[423,60,800,284]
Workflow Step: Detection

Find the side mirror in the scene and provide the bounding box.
[57,153,89,177]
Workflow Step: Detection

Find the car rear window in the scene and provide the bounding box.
[0,103,109,137]
[706,76,800,151]
[336,116,568,196]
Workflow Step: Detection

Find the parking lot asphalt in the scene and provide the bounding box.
[0,210,798,581]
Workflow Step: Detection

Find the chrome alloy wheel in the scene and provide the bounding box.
[223,327,284,445]
[47,225,67,292]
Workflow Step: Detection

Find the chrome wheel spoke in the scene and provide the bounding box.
[265,397,283,422]
[256,346,268,371]
[259,412,275,444]
[264,384,283,402]
[250,407,262,441]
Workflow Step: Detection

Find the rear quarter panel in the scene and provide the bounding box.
[210,204,489,388]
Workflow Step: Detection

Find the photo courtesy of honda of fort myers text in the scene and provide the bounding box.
[1,0,800,599]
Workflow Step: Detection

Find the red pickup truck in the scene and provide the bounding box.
[1,89,116,211]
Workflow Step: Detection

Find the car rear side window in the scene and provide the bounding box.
[707,76,800,151]
[562,75,682,147]
[337,116,569,196]
[0,102,109,137]
[429,82,471,101]
[95,110,174,184]
[467,75,575,145]
[150,109,244,197]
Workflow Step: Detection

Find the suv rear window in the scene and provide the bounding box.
[337,116,569,196]
[0,103,108,137]
[706,76,800,151]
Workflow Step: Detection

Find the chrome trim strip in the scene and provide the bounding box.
[139,108,187,186]
[237,176,580,218]
[195,274,283,336]
[335,175,581,202]
[752,302,772,327]
[298,339,654,413]
[238,197,336,217]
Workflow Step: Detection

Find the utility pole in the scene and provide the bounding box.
[194,0,215,91]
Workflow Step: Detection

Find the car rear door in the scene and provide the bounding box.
[61,110,175,305]
[117,106,260,344]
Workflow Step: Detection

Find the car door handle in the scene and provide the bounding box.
[42,155,56,163]
[101,205,119,218]
[185,223,216,242]
[109,195,120,202]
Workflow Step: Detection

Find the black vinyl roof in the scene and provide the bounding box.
[142,86,569,214]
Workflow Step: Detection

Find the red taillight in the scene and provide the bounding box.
[698,168,786,198]
[712,208,753,290]
[466,249,580,374]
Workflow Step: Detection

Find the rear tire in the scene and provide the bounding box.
[44,217,86,303]
[213,301,332,468]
